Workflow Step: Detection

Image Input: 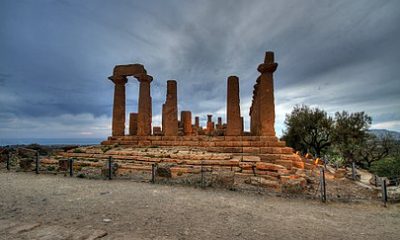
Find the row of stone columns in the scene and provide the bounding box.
[109,51,276,137]
[250,51,277,136]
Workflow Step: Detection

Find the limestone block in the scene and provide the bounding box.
[250,176,280,189]
[275,160,293,169]
[242,155,261,162]
[256,162,286,171]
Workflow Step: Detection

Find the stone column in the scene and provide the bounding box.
[241,116,244,133]
[181,111,192,136]
[129,113,138,135]
[109,75,128,136]
[257,51,277,136]
[226,76,242,136]
[206,114,214,135]
[162,80,178,136]
[217,117,223,129]
[194,116,200,129]
[250,81,261,135]
[136,74,153,136]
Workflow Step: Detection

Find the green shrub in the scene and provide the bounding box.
[370,156,400,179]
[77,173,86,178]
[73,148,84,153]
[101,146,112,153]
[46,165,56,171]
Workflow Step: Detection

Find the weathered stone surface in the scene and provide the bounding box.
[206,115,214,135]
[256,162,286,171]
[136,74,153,136]
[157,163,173,178]
[153,126,162,136]
[226,76,242,136]
[275,160,293,169]
[110,76,127,136]
[250,176,280,189]
[129,113,138,135]
[181,111,192,136]
[162,80,178,136]
[249,52,277,136]
[242,155,261,162]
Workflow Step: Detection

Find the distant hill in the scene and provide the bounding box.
[368,129,400,140]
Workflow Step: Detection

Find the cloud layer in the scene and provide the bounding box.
[1,0,399,138]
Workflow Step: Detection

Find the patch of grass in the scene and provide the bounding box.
[282,184,304,194]
[77,173,86,178]
[46,165,56,171]
[101,146,113,153]
[73,148,84,153]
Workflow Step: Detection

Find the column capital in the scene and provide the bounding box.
[257,63,278,73]
[108,75,128,85]
[135,74,153,83]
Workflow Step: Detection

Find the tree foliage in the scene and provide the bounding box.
[359,134,396,168]
[282,105,400,172]
[282,105,334,156]
[370,155,400,180]
[333,111,372,164]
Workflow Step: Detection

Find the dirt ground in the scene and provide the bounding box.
[1,171,399,240]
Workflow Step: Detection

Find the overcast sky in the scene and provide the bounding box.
[1,0,399,139]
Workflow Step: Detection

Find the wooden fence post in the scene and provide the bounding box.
[35,151,39,174]
[320,168,326,203]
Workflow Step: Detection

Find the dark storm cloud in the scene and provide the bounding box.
[0,0,399,138]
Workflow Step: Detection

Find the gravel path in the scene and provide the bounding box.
[1,171,399,240]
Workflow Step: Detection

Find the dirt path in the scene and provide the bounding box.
[1,172,399,240]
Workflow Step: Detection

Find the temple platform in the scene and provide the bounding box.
[102,135,287,152]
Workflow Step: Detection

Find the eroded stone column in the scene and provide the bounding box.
[250,81,261,135]
[195,116,200,129]
[109,75,128,136]
[162,80,178,136]
[217,117,223,129]
[136,74,153,136]
[257,51,277,136]
[226,76,242,136]
[129,113,138,135]
[206,114,214,135]
[181,111,192,136]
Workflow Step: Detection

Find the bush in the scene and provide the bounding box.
[73,148,84,153]
[370,156,400,180]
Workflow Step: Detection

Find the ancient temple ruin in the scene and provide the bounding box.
[101,50,306,172]
[59,51,311,191]
[103,51,278,141]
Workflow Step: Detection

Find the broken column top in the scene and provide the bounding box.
[167,80,177,94]
[264,51,274,63]
[258,51,278,73]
